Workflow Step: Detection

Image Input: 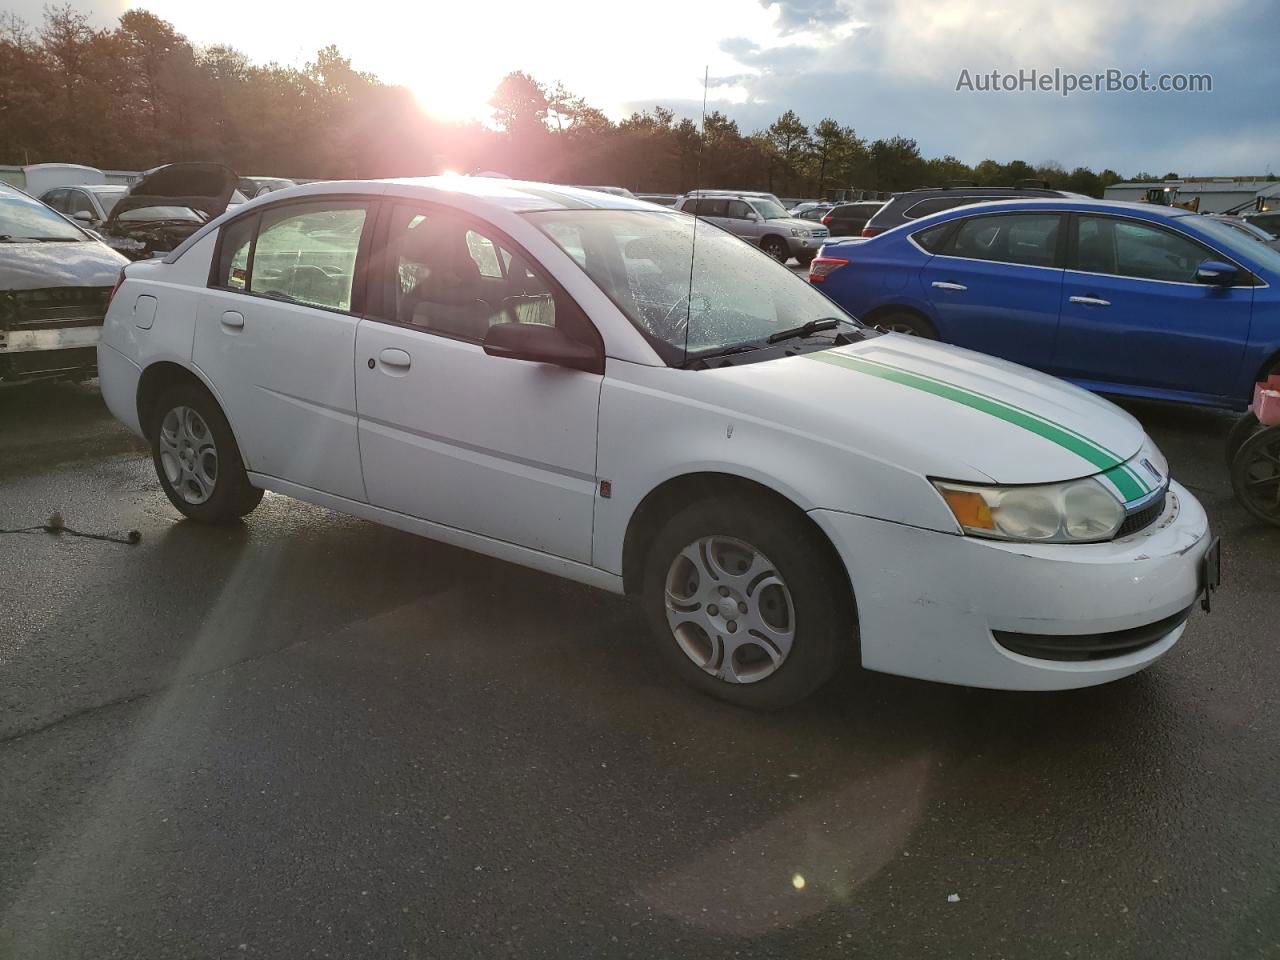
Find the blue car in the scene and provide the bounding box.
[811,198,1280,409]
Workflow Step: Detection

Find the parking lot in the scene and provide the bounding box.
[1,380,1278,958]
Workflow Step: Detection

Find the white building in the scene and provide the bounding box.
[1104,178,1280,214]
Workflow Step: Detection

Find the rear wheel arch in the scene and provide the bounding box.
[621,472,854,609]
[136,363,248,465]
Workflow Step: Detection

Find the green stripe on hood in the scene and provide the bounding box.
[806,350,1149,501]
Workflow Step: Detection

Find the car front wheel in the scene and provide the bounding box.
[760,236,790,263]
[149,381,263,524]
[641,495,853,709]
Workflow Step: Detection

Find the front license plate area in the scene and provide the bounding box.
[1200,536,1222,612]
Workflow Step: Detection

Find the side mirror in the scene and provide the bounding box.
[71,210,94,222]
[1196,260,1239,286]
[744,212,760,222]
[483,321,602,374]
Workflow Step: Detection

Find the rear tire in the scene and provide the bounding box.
[796,251,816,268]
[640,494,854,710]
[874,310,938,339]
[1225,412,1260,467]
[148,381,263,525]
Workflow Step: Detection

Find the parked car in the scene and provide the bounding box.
[673,192,829,264]
[0,181,128,385]
[861,182,1080,237]
[569,185,636,199]
[812,197,1280,409]
[1242,210,1280,239]
[684,188,785,208]
[637,194,678,207]
[1205,214,1280,252]
[237,176,297,198]
[789,201,830,217]
[820,201,885,237]
[96,162,241,260]
[97,177,1215,708]
[40,183,128,228]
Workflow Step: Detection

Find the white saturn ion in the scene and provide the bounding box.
[97,177,1220,709]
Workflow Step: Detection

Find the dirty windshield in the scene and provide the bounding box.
[529,208,855,363]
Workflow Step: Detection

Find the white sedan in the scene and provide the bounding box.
[97,177,1218,708]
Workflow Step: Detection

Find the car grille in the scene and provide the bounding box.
[810,227,829,238]
[1118,489,1167,538]
[1,287,112,331]
[993,605,1192,662]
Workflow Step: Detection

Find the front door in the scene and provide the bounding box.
[1053,214,1254,402]
[191,198,371,501]
[353,202,602,562]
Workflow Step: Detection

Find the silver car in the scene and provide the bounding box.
[673,193,829,264]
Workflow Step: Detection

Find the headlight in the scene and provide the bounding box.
[933,478,1125,543]
[790,227,810,237]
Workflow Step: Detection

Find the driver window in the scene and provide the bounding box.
[725,200,753,220]
[250,201,367,311]
[381,204,559,340]
[69,191,95,218]
[1113,220,1210,283]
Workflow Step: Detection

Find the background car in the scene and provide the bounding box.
[1205,213,1280,252]
[636,193,678,206]
[0,181,128,385]
[237,176,298,198]
[860,182,1080,237]
[40,183,128,230]
[683,188,785,207]
[673,192,828,264]
[811,198,1280,409]
[820,201,885,236]
[98,162,241,260]
[1242,210,1280,238]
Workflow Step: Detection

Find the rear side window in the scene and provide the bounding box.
[913,223,953,253]
[950,214,1062,267]
[904,196,991,219]
[698,198,729,217]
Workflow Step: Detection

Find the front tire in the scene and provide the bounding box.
[1231,425,1280,527]
[760,236,790,263]
[148,381,263,524]
[641,495,854,709]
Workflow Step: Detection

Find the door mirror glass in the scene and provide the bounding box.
[1196,260,1239,286]
[71,210,93,222]
[483,321,601,374]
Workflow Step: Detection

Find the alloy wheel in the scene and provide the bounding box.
[663,535,796,684]
[158,405,219,505]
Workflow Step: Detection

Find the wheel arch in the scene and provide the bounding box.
[136,361,251,468]
[861,302,937,334]
[620,471,855,613]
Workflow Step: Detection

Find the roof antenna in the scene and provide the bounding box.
[682,65,709,368]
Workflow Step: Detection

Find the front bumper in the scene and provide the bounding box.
[786,235,825,255]
[810,480,1212,690]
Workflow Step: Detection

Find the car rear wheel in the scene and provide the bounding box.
[1231,425,1280,527]
[1225,412,1260,466]
[641,495,853,709]
[875,310,937,338]
[795,251,816,268]
[149,381,263,524]
[760,236,789,263]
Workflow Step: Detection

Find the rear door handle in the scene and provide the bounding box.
[1069,295,1111,306]
[220,310,244,330]
[931,281,967,291]
[378,347,412,370]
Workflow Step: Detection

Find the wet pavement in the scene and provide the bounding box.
[1,380,1278,959]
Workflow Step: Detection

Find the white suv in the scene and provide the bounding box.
[98,177,1217,708]
[673,193,828,265]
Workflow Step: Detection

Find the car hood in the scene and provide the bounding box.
[106,162,238,224]
[0,240,127,291]
[768,216,823,231]
[707,335,1156,499]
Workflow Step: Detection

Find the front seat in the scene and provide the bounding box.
[399,225,496,340]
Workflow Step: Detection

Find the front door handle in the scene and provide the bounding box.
[1069,295,1111,306]
[378,347,412,370]
[931,281,967,291]
[220,310,244,330]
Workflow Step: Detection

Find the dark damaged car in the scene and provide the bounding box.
[99,162,239,261]
[0,181,127,385]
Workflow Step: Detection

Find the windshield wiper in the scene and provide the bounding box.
[766,316,851,344]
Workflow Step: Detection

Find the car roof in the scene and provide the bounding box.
[376,176,657,212]
[906,197,1198,220]
[81,184,127,193]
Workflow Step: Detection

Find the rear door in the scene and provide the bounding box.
[919,211,1066,368]
[353,202,602,562]
[192,198,373,500]
[1053,214,1254,401]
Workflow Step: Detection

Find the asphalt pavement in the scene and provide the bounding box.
[1,380,1278,959]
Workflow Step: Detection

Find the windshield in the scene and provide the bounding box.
[527,209,856,364]
[0,191,85,241]
[116,205,204,223]
[753,199,790,220]
[94,189,127,215]
[1189,215,1280,274]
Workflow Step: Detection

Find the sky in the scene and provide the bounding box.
[13,0,1278,175]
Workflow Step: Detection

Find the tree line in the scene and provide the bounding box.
[2,6,1136,198]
